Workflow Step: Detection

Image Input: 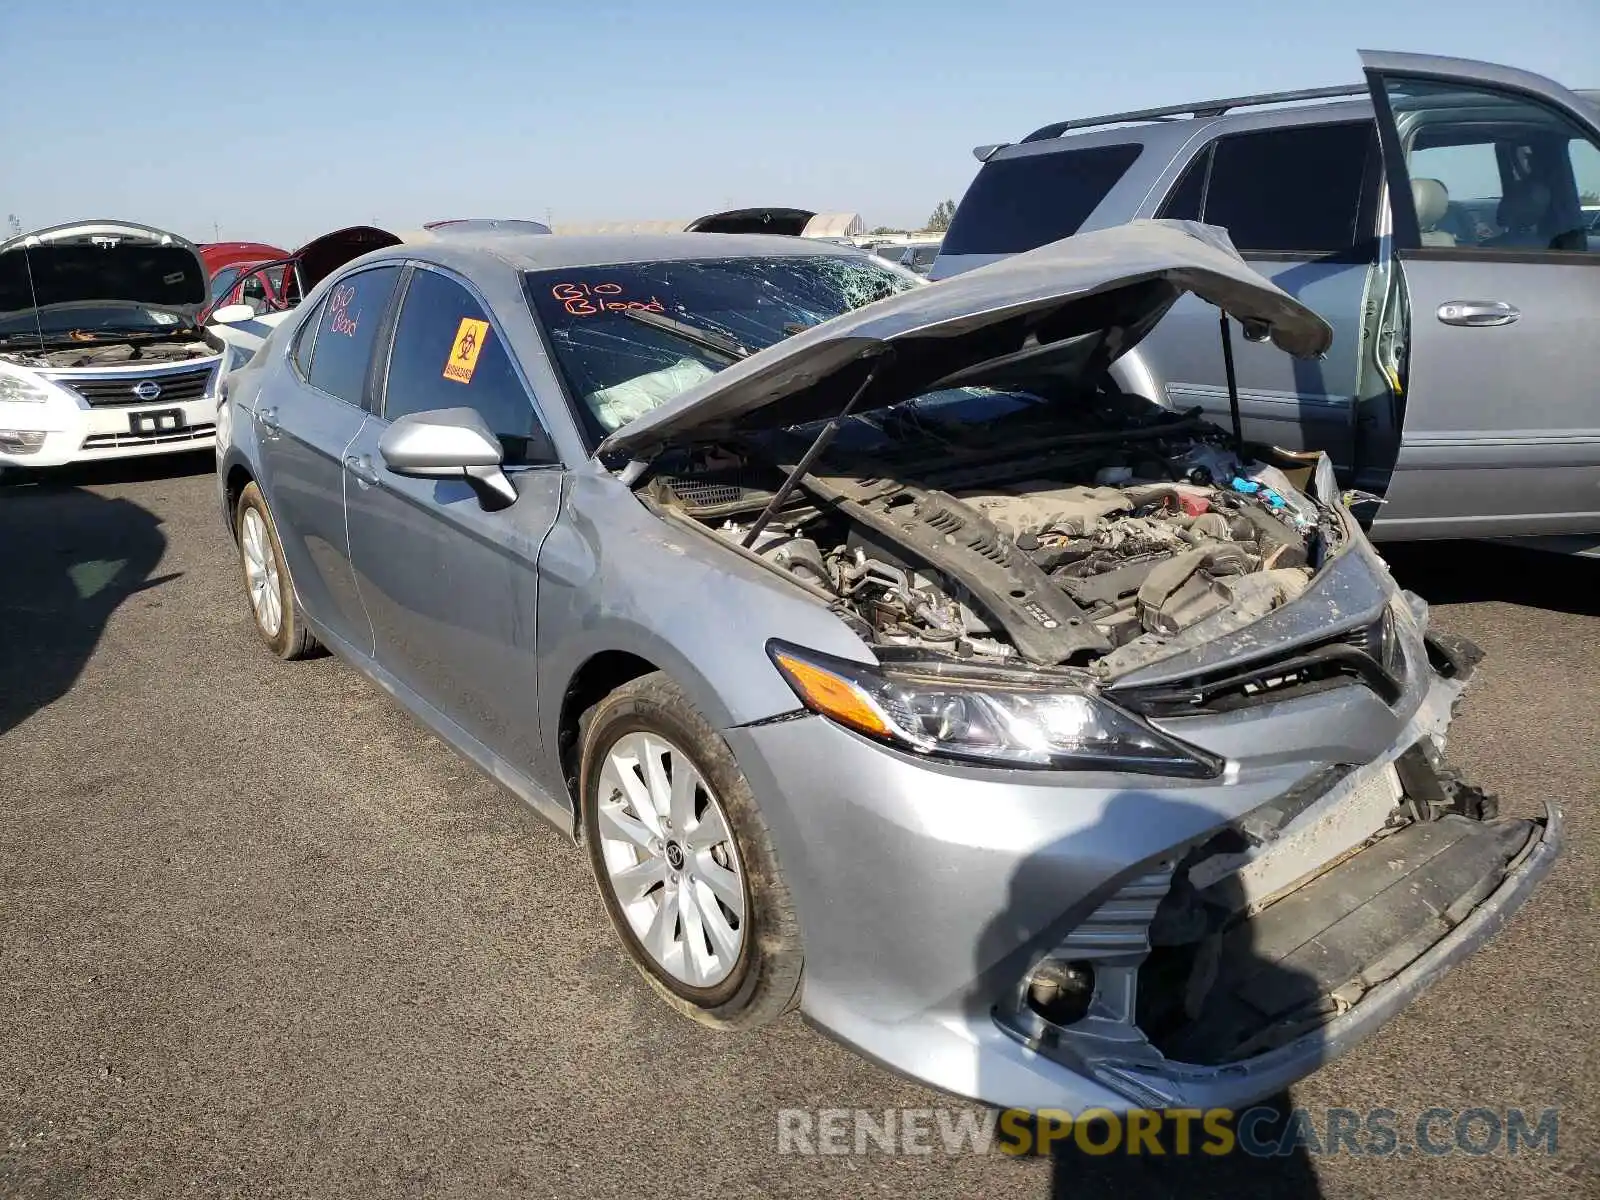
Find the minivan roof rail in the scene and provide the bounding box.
[1015,83,1369,145]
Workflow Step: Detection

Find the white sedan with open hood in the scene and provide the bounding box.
[0,220,224,470]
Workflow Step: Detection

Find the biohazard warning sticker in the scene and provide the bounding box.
[443,318,490,383]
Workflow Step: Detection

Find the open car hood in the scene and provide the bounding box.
[684,207,817,235]
[0,220,208,321]
[599,221,1333,458]
[293,225,402,292]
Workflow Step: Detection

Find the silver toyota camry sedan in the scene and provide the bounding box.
[216,222,1558,1113]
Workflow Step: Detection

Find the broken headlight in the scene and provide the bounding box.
[768,642,1222,777]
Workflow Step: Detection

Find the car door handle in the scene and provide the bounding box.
[256,405,281,437]
[343,454,383,487]
[1437,300,1520,327]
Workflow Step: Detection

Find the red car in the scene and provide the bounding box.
[202,226,400,322]
[198,241,290,314]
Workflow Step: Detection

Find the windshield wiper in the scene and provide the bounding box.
[616,307,750,362]
[0,331,88,349]
[0,326,189,348]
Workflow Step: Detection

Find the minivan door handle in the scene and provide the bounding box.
[1437,300,1520,327]
[343,454,383,487]
[256,405,280,432]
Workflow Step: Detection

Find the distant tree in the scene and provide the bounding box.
[869,225,905,235]
[1582,190,1600,205]
[924,200,956,232]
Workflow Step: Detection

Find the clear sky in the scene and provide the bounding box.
[3,0,1595,247]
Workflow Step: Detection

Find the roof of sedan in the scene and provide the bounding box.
[372,232,869,274]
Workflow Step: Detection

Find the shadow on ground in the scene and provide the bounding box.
[1381,541,1597,617]
[2,449,214,492]
[1042,1096,1318,1198]
[0,455,210,734]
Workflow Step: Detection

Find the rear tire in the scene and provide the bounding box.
[580,672,803,1029]
[235,481,320,660]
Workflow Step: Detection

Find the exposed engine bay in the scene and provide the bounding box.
[0,337,215,370]
[644,394,1343,678]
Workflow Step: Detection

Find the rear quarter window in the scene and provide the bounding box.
[290,297,325,379]
[941,143,1143,255]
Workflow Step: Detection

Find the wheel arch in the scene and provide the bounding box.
[556,649,662,825]
[224,463,254,530]
[219,448,258,541]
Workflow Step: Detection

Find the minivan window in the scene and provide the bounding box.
[1156,148,1210,223]
[1385,76,1600,254]
[942,144,1143,255]
[1158,122,1374,254]
[305,266,398,407]
[383,267,552,465]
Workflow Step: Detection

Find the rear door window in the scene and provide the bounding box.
[381,268,552,465]
[942,143,1143,255]
[1158,122,1376,254]
[305,266,399,407]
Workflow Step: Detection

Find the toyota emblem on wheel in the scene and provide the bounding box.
[132,380,162,401]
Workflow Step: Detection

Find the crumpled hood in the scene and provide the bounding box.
[599,221,1333,457]
[0,220,208,320]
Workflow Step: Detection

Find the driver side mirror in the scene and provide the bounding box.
[378,408,518,511]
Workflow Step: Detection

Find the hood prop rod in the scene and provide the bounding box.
[1218,307,1244,451]
[742,351,890,550]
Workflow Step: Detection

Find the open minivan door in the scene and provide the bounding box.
[1361,50,1600,548]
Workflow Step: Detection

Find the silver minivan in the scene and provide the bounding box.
[933,52,1600,554]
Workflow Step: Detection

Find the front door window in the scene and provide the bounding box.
[381,268,553,464]
[1379,77,1600,254]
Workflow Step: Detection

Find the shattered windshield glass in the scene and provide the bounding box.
[524,256,916,439]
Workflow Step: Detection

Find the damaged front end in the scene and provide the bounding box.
[603,222,1354,698]
[585,223,1557,1106]
[653,408,1340,684]
[996,722,1560,1110]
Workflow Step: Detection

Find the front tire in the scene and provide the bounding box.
[580,672,803,1029]
[235,481,320,660]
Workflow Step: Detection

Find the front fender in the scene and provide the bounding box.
[533,464,876,779]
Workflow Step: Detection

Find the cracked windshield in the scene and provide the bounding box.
[525,256,915,437]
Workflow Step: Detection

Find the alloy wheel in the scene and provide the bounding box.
[240,507,283,638]
[595,731,747,988]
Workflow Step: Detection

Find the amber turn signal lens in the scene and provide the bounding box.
[772,651,892,737]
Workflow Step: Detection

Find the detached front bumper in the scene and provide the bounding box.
[724,632,1559,1112]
